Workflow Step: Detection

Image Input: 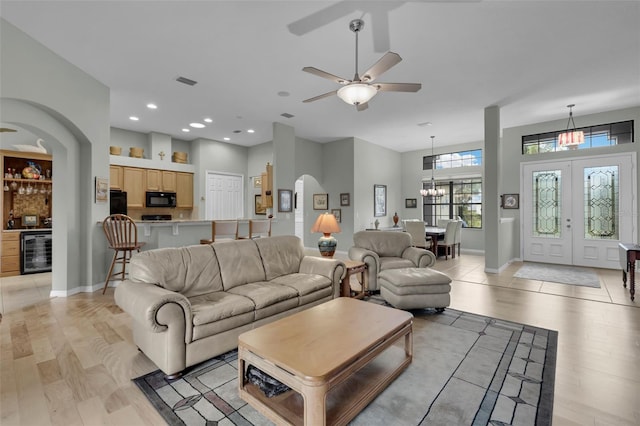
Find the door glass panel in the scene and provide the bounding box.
[584,166,618,239]
[533,170,561,237]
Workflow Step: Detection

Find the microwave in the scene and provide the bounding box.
[146,191,176,208]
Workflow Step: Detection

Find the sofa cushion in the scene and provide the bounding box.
[270,273,332,296]
[227,282,298,309]
[353,231,412,257]
[129,244,223,297]
[189,291,256,326]
[255,235,304,280]
[212,240,266,290]
[380,257,415,271]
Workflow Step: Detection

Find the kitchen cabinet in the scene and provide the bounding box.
[1,231,20,277]
[123,167,145,208]
[110,165,123,190]
[176,172,193,208]
[146,169,176,192]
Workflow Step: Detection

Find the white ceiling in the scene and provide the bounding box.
[1,1,639,152]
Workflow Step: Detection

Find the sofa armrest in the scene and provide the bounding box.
[114,280,193,342]
[402,246,436,268]
[348,246,382,291]
[299,256,346,298]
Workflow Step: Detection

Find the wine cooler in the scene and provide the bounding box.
[20,230,52,274]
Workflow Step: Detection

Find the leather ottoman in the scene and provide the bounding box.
[378,267,452,311]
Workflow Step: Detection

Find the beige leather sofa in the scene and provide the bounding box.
[348,231,436,292]
[115,235,345,377]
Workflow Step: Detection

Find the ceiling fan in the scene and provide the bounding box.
[302,18,421,111]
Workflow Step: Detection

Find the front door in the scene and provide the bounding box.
[522,153,635,269]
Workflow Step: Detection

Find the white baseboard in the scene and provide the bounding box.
[50,281,114,297]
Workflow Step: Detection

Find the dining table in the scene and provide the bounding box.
[424,226,446,256]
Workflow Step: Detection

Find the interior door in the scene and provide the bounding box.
[205,172,243,220]
[522,153,635,269]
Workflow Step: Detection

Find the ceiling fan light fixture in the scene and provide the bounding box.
[337,83,377,106]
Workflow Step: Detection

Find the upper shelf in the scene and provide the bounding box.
[3,178,52,184]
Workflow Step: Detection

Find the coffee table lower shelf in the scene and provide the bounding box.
[239,325,412,425]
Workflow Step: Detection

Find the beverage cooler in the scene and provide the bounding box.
[21,230,52,274]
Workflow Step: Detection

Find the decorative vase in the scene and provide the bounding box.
[374,219,380,229]
[393,212,399,227]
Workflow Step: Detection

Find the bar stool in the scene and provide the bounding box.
[200,220,239,244]
[102,214,145,294]
[247,219,271,239]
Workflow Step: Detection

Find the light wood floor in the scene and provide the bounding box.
[1,255,639,425]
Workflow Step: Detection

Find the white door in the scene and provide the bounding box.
[205,172,243,220]
[522,153,635,269]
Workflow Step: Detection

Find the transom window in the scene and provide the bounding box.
[422,179,482,229]
[522,120,633,155]
[423,149,482,170]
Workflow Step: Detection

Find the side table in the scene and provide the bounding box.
[341,260,368,298]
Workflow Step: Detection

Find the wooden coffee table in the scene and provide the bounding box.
[238,298,413,425]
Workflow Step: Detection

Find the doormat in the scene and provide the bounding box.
[514,262,601,288]
[133,308,557,425]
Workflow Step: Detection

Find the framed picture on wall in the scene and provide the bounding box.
[501,193,519,209]
[374,184,386,217]
[313,193,329,210]
[278,189,293,212]
[255,194,267,215]
[405,198,417,208]
[95,177,108,203]
[253,176,262,188]
[331,209,342,223]
[340,193,350,206]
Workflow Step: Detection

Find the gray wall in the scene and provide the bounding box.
[353,138,402,233]
[1,19,110,294]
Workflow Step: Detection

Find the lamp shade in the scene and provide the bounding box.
[337,83,377,105]
[311,212,341,257]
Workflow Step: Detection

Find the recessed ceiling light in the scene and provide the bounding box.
[223,137,230,141]
[182,128,190,132]
[204,118,213,123]
[147,103,158,109]
[418,122,432,127]
[247,129,255,133]
[190,122,205,128]
[129,116,139,121]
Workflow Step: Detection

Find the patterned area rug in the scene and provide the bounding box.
[514,262,601,288]
[133,306,557,425]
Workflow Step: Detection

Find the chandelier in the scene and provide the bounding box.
[420,136,445,197]
[558,104,584,149]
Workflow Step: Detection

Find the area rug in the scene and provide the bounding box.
[133,308,557,426]
[514,262,601,288]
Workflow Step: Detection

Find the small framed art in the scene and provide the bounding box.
[95,177,108,203]
[501,193,519,209]
[340,193,350,206]
[313,193,329,210]
[278,189,293,212]
[405,198,417,208]
[331,208,342,223]
[255,194,267,215]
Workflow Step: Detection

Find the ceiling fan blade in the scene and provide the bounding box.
[302,67,349,84]
[376,82,422,92]
[361,52,402,82]
[356,102,369,112]
[302,90,338,103]
[0,127,17,132]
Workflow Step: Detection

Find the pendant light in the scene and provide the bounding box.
[558,104,584,149]
[420,136,445,197]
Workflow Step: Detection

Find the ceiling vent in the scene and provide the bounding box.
[176,76,197,86]
[280,113,294,119]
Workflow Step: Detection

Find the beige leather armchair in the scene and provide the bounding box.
[348,231,436,292]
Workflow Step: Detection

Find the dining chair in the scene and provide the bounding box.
[437,220,459,260]
[102,214,145,294]
[248,219,271,239]
[199,220,239,244]
[453,220,463,256]
[404,220,431,249]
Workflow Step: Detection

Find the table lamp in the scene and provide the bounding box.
[311,212,341,257]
